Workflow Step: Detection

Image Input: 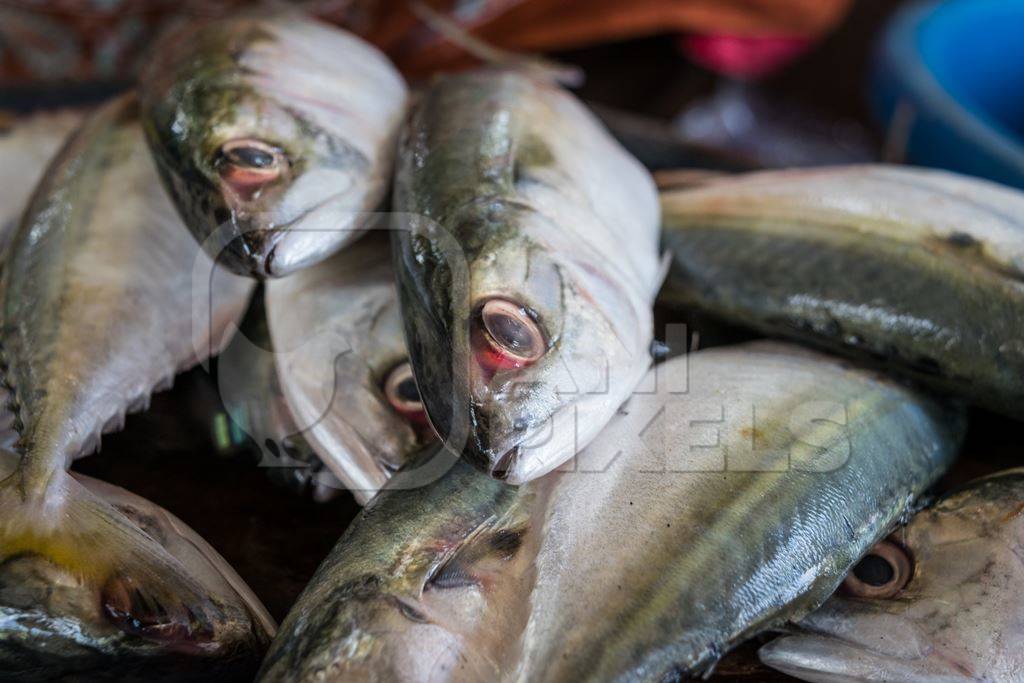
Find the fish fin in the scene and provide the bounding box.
[408,1,584,87]
[0,464,264,651]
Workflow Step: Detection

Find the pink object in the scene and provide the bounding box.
[681,34,813,79]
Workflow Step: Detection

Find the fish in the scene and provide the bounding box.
[392,69,662,484]
[759,468,1024,683]
[0,94,266,676]
[139,11,408,278]
[257,342,963,682]
[216,288,342,502]
[0,453,275,681]
[659,165,1024,418]
[0,109,82,244]
[265,234,434,504]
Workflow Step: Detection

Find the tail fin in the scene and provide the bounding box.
[0,459,272,673]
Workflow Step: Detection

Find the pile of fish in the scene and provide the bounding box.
[0,9,1021,683]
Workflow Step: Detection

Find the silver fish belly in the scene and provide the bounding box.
[0,109,82,246]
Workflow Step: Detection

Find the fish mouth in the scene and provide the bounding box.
[220,231,279,278]
[214,187,357,278]
[760,634,885,683]
[758,629,970,682]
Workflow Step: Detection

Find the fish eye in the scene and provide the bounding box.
[384,361,426,419]
[215,139,288,197]
[842,539,912,599]
[475,298,547,369]
[101,575,213,645]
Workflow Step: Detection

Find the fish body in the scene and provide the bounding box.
[660,165,1024,417]
[0,109,82,244]
[760,469,1024,682]
[266,235,432,504]
[0,95,265,675]
[393,69,662,483]
[140,12,407,277]
[258,343,962,682]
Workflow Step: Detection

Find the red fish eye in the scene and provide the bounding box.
[215,139,288,200]
[383,361,427,426]
[474,298,546,371]
[842,539,912,599]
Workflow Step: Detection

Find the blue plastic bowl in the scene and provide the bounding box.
[870,0,1024,188]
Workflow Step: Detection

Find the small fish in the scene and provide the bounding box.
[257,343,962,682]
[216,289,342,502]
[140,11,408,278]
[393,69,662,484]
[265,234,434,504]
[660,165,1024,418]
[0,94,265,676]
[0,109,82,244]
[760,468,1024,683]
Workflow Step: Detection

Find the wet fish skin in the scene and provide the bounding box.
[256,446,533,683]
[0,458,276,682]
[760,469,1024,683]
[0,109,82,246]
[0,95,266,676]
[140,11,407,278]
[258,343,962,682]
[660,165,1024,418]
[266,234,433,504]
[393,69,661,484]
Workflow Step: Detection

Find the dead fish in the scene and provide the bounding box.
[216,289,342,502]
[660,165,1024,418]
[0,453,275,681]
[760,468,1024,683]
[0,94,264,676]
[265,234,434,505]
[392,69,662,484]
[0,109,82,245]
[139,11,408,278]
[257,342,962,682]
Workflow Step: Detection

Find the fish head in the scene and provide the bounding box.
[0,471,274,680]
[258,462,535,682]
[397,202,653,484]
[266,238,434,501]
[259,578,493,683]
[312,294,435,498]
[140,17,376,278]
[760,470,1024,682]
